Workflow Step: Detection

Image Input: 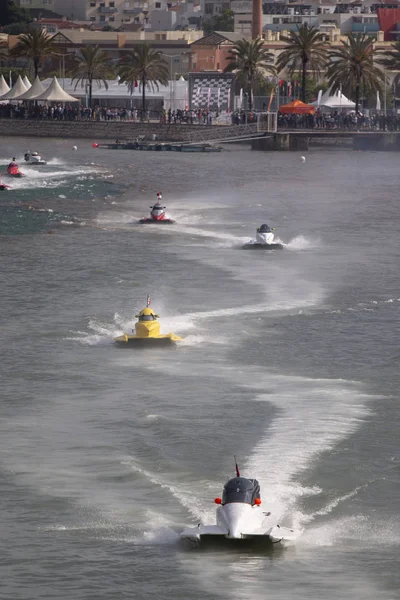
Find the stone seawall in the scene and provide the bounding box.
[0,119,262,143]
[0,119,202,142]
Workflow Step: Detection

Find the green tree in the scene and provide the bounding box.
[118,45,168,115]
[70,45,114,108]
[0,66,28,85]
[225,37,275,111]
[3,21,30,34]
[0,0,30,27]
[9,28,54,77]
[277,24,327,103]
[203,9,234,35]
[305,77,328,103]
[327,33,385,114]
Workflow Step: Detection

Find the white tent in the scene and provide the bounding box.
[0,74,10,96]
[39,77,188,109]
[33,76,79,102]
[0,75,28,100]
[23,76,31,89]
[15,75,45,101]
[312,89,355,110]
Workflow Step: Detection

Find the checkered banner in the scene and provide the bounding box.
[188,72,235,112]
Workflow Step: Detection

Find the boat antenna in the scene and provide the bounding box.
[146,294,151,307]
[234,455,240,477]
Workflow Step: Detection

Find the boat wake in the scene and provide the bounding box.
[299,512,400,548]
[135,358,379,547]
[325,296,400,316]
[285,234,321,251]
[69,282,324,347]
[0,164,103,191]
[242,374,378,539]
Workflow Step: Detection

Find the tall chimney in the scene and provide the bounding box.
[252,0,262,39]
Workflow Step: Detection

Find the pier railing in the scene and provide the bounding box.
[179,112,278,144]
[258,112,278,133]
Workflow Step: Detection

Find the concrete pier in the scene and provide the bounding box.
[251,133,310,151]
[251,131,400,151]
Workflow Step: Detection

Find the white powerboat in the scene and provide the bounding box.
[24,151,47,165]
[181,461,298,547]
[242,223,284,250]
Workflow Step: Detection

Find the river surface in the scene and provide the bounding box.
[0,138,399,600]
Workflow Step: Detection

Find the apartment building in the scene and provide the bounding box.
[16,0,170,28]
[17,0,57,9]
[84,0,161,28]
[16,0,86,19]
[232,0,395,37]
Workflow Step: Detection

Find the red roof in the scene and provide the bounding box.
[36,18,84,29]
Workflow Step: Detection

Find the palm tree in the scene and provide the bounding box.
[327,33,385,114]
[70,45,115,108]
[9,28,55,78]
[276,24,327,103]
[118,45,168,116]
[225,37,275,111]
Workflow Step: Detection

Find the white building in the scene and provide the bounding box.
[17,0,58,10]
[232,0,383,37]
[16,0,173,29]
[17,0,223,31]
[149,9,177,30]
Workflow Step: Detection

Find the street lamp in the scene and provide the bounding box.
[52,52,75,89]
[384,68,387,116]
[85,82,90,108]
[276,76,280,113]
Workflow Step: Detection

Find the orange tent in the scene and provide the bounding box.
[279,99,315,115]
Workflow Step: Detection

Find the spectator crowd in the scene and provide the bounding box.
[0,101,399,131]
[278,109,400,132]
[0,103,218,125]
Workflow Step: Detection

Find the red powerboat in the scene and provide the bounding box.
[138,192,174,224]
[7,164,24,178]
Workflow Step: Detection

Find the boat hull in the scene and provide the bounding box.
[181,533,278,549]
[181,524,295,547]
[138,218,174,224]
[114,333,182,346]
[242,242,284,250]
[181,502,297,548]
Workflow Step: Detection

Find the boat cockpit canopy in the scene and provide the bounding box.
[222,477,261,505]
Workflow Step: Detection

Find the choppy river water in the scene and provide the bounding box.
[0,137,399,600]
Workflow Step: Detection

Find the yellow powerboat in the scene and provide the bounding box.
[114,296,182,347]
